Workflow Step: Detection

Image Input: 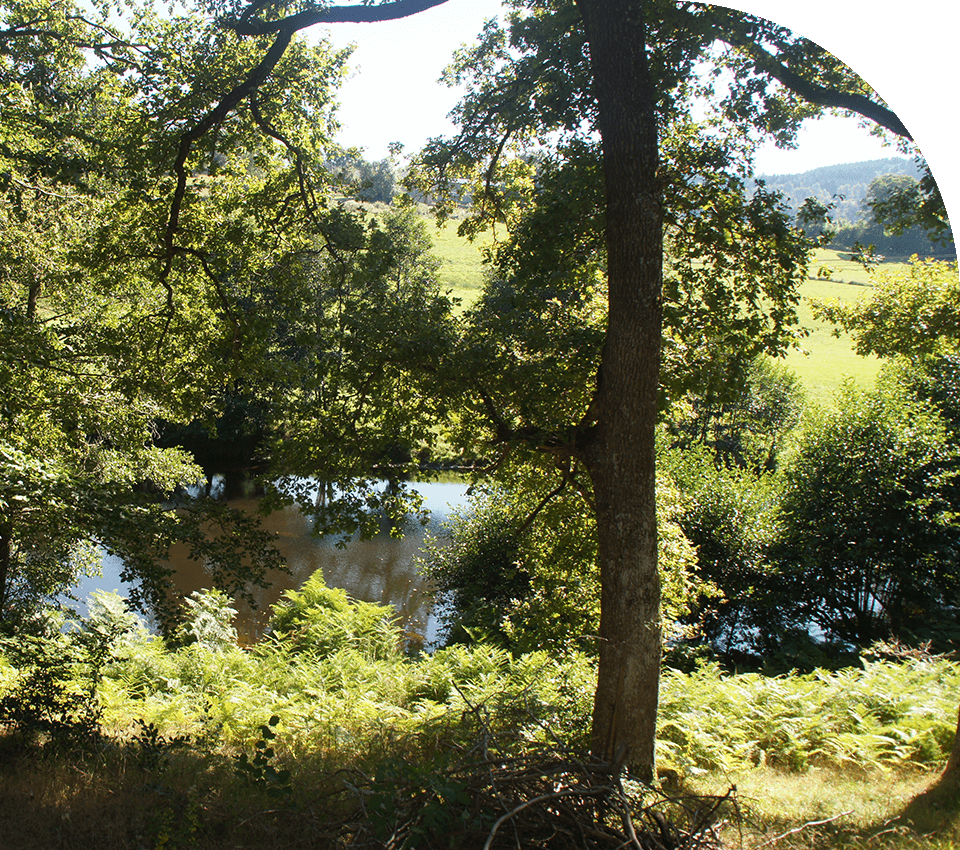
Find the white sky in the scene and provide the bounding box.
[315,0,958,227]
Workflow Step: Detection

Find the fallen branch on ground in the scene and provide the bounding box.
[337,739,737,849]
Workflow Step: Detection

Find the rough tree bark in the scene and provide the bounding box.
[940,705,960,787]
[574,0,663,781]
[0,526,11,620]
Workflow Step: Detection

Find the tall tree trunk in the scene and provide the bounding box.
[575,0,663,781]
[940,702,960,788]
[0,524,11,622]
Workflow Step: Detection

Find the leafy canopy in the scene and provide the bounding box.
[812,259,960,361]
[0,0,359,626]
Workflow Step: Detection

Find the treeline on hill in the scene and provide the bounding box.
[757,157,919,222]
[830,221,953,262]
[757,158,956,261]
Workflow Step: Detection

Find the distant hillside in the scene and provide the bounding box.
[755,157,920,223]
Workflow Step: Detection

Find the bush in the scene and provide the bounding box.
[661,443,779,659]
[420,467,698,655]
[420,487,531,648]
[668,355,805,473]
[0,603,125,749]
[774,382,960,648]
[268,570,401,661]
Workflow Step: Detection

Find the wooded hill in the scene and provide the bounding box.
[756,158,956,260]
[756,157,920,223]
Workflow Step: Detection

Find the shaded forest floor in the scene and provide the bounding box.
[2,740,958,849]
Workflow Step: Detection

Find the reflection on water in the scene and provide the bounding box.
[79,481,468,645]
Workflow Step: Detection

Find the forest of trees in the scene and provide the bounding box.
[758,157,920,222]
[1,0,959,845]
[756,159,956,259]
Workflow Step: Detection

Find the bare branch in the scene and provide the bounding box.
[755,811,853,848]
[482,786,614,850]
[230,0,452,36]
[714,22,912,139]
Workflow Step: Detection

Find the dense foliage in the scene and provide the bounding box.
[0,0,356,625]
[1,585,954,773]
[0,0,458,627]
[775,382,959,648]
[420,468,699,654]
[1,0,957,816]
[426,258,960,663]
[0,582,954,847]
[813,258,960,360]
[829,219,952,261]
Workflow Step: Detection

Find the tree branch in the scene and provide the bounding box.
[514,458,573,539]
[230,0,452,37]
[248,92,322,222]
[716,25,912,139]
[160,28,294,287]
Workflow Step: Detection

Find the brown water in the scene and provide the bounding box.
[80,481,468,645]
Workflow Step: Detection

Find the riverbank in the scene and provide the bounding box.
[1,585,957,849]
[75,478,470,645]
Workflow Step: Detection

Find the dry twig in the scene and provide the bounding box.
[335,739,736,850]
[755,810,853,848]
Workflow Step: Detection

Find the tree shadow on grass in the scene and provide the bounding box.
[883,773,960,841]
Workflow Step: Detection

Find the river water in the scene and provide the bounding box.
[75,480,469,646]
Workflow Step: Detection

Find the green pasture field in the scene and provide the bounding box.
[427,226,894,405]
[429,219,493,306]
[808,247,891,287]
[786,249,908,402]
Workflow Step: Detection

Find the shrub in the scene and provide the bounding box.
[668,355,805,473]
[660,442,778,660]
[0,616,110,749]
[774,382,960,648]
[268,570,401,661]
[420,468,698,655]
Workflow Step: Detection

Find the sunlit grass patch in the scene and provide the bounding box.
[427,223,896,402]
[691,766,956,849]
[786,252,888,399]
[811,248,910,287]
[428,218,493,308]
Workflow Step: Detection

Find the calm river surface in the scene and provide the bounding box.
[76,480,469,645]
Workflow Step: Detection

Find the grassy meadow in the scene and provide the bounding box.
[427,225,892,404]
[429,218,493,308]
[783,248,902,400]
